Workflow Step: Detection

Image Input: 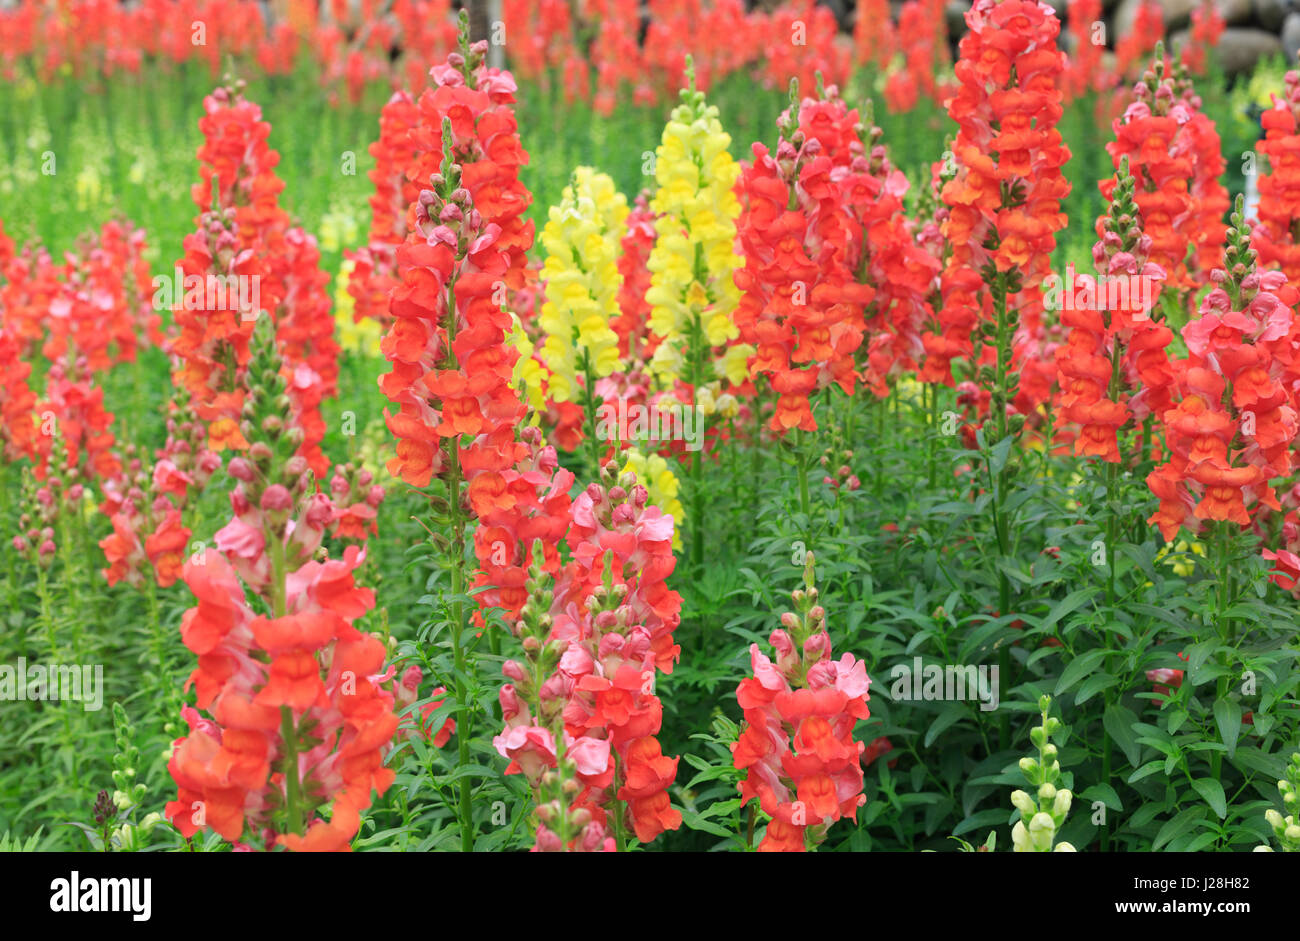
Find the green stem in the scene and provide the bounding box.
[689,310,706,572]
[445,276,477,853]
[795,428,811,522]
[581,349,603,477]
[280,706,303,836]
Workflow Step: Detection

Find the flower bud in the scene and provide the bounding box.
[1010,789,1036,816]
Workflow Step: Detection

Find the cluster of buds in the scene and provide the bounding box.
[217,317,332,593]
[327,462,384,543]
[12,447,75,568]
[82,704,165,852]
[1255,751,1300,851]
[819,441,860,492]
[98,388,223,588]
[413,123,483,255]
[1010,695,1076,852]
[158,391,224,491]
[533,741,617,853]
[110,702,146,813]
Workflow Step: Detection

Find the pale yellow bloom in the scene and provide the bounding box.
[645,86,748,386]
[319,207,361,255]
[507,313,547,418]
[1155,540,1206,578]
[538,167,628,403]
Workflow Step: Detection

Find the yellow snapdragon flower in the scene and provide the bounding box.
[318,207,361,255]
[1155,540,1207,577]
[645,79,750,386]
[623,447,685,550]
[538,167,628,403]
[507,312,547,418]
[333,259,383,357]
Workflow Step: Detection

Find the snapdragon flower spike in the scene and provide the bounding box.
[1186,0,1226,74]
[554,474,684,844]
[186,80,340,476]
[0,317,39,464]
[560,465,684,676]
[925,0,1070,390]
[734,80,869,433]
[611,190,660,366]
[1104,49,1227,306]
[644,61,750,392]
[381,118,525,491]
[1063,0,1104,98]
[99,384,222,588]
[1171,63,1230,281]
[1010,695,1076,852]
[471,425,574,624]
[1254,70,1300,281]
[1148,199,1300,540]
[807,95,937,399]
[164,319,397,852]
[404,23,534,300]
[732,552,871,852]
[168,206,265,453]
[346,90,421,328]
[1053,157,1170,463]
[12,450,70,570]
[32,355,122,484]
[496,465,685,848]
[326,462,385,544]
[494,549,616,851]
[537,167,628,409]
[852,0,896,69]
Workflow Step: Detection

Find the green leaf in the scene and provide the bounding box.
[1128,760,1166,784]
[952,807,1009,837]
[680,811,736,840]
[1079,783,1122,812]
[1213,698,1242,759]
[925,702,971,748]
[989,435,1014,477]
[1039,588,1099,632]
[1190,778,1227,820]
[1054,648,1108,696]
[1103,703,1142,768]
[1153,807,1206,851]
[1074,672,1118,705]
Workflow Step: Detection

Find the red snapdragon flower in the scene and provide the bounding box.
[732,554,870,851]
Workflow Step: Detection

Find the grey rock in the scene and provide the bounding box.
[1217,0,1254,25]
[1216,27,1284,74]
[1283,12,1300,64]
[1257,0,1288,31]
